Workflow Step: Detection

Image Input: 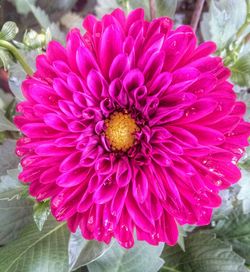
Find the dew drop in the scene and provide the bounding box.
[103,177,113,186]
[194,89,204,94]
[171,41,177,47]
[16,148,24,156]
[16,104,24,112]
[121,240,133,249]
[215,179,222,186]
[152,232,160,240]
[88,216,94,225]
[52,193,64,208]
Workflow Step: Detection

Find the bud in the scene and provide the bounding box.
[23,29,51,49]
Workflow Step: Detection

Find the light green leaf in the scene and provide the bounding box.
[156,0,177,18]
[231,54,250,87]
[0,21,19,41]
[8,0,37,15]
[238,169,250,214]
[24,0,65,43]
[200,0,247,49]
[215,209,250,265]
[0,109,18,131]
[0,47,12,70]
[0,140,19,176]
[33,200,51,231]
[68,228,112,271]
[0,217,70,272]
[88,240,164,272]
[0,173,33,245]
[8,50,37,101]
[161,231,248,272]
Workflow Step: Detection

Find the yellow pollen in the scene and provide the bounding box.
[105,112,139,152]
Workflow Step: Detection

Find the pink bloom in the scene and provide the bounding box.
[15,8,250,248]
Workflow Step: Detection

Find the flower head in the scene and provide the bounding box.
[15,8,250,248]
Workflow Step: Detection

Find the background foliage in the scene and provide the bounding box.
[0,0,250,271]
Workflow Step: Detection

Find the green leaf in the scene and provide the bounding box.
[200,0,247,50]
[161,231,248,272]
[0,217,70,272]
[88,241,164,272]
[0,21,19,41]
[33,200,51,231]
[0,140,19,176]
[68,228,112,271]
[24,0,65,43]
[0,172,33,245]
[215,209,250,265]
[0,47,12,70]
[238,169,250,214]
[155,0,177,18]
[231,54,250,87]
[8,0,37,15]
[0,109,18,131]
[8,50,37,101]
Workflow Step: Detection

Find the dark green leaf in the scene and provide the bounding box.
[0,173,33,245]
[0,47,12,70]
[68,229,112,271]
[161,231,248,272]
[88,241,164,272]
[0,217,70,272]
[231,54,250,87]
[215,209,250,265]
[33,200,51,231]
[0,21,19,41]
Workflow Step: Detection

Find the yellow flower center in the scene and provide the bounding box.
[105,112,139,152]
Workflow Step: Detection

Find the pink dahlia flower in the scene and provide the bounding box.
[15,8,250,248]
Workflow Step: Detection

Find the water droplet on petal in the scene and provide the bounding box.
[16,148,24,156]
[103,177,113,186]
[215,179,222,186]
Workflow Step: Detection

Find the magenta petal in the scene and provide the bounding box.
[99,25,124,76]
[116,157,132,187]
[40,166,59,184]
[60,151,82,172]
[15,7,250,249]
[126,192,154,233]
[123,69,144,92]
[93,177,118,204]
[43,113,68,131]
[185,124,225,145]
[57,167,89,187]
[132,167,148,203]
[109,54,130,80]
[77,46,100,79]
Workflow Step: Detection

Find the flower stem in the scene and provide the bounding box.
[149,0,156,20]
[236,0,250,39]
[191,0,205,32]
[0,39,33,75]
